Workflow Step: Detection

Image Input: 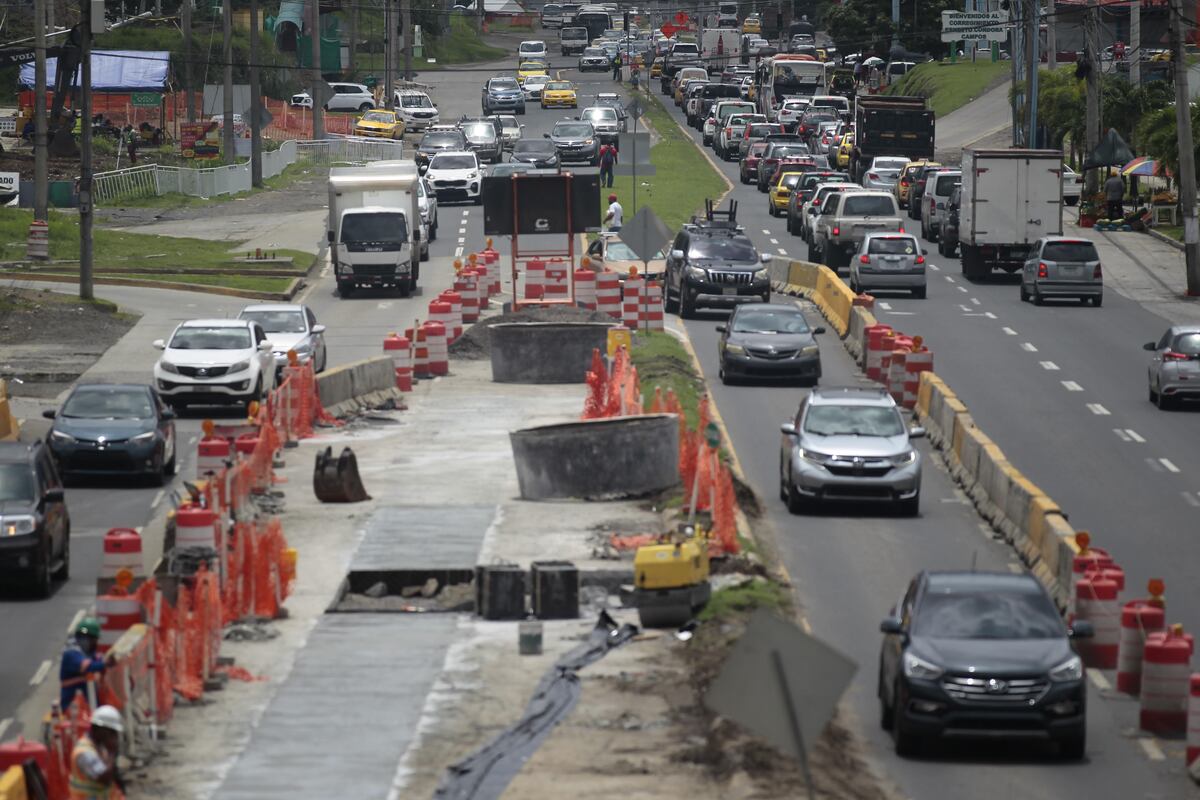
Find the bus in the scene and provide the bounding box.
[756,54,827,114]
[575,5,613,42]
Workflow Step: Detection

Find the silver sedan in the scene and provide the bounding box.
[1145,326,1200,409]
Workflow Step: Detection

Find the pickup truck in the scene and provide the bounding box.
[809,190,904,270]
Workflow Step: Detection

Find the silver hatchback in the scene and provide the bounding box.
[1021,237,1103,306]
[851,233,927,298]
[1145,326,1200,409]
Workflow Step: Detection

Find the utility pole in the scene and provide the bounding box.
[222,0,234,163]
[1025,0,1039,147]
[1168,0,1200,294]
[310,0,324,139]
[1084,0,1100,196]
[1130,0,1140,86]
[249,0,263,186]
[33,0,48,223]
[183,0,194,121]
[1010,3,1022,146]
[383,0,393,109]
[1047,0,1056,71]
[80,0,96,302]
[403,1,412,82]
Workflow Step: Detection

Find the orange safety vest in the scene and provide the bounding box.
[68,735,111,800]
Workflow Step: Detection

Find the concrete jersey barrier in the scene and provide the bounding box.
[316,356,400,413]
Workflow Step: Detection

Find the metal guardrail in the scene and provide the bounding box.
[295,136,404,165]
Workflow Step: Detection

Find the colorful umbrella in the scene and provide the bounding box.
[1121,156,1162,177]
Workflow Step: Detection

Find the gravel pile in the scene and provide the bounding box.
[449,305,617,360]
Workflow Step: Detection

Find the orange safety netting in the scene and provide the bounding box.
[581,348,607,420]
[710,463,741,556]
[270,362,341,442]
[174,565,222,702]
[135,579,178,725]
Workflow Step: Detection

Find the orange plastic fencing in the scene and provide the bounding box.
[581,349,607,420]
[134,579,177,726]
[710,463,741,556]
[254,518,293,619]
[270,363,341,442]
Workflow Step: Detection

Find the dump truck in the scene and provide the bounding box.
[958,148,1064,281]
[327,161,423,298]
[851,95,934,183]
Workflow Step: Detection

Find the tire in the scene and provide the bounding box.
[1060,730,1086,760]
[475,194,483,206]
[1020,284,1030,302]
[1157,387,1174,410]
[54,527,70,581]
[1033,289,1045,306]
[807,242,820,262]
[420,245,430,262]
[1149,383,1159,404]
[785,479,807,514]
[1092,294,1103,307]
[337,280,354,298]
[680,287,698,319]
[912,286,927,299]
[898,492,920,517]
[165,445,176,477]
[32,542,52,598]
[740,171,749,185]
[779,458,789,502]
[665,285,680,313]
[879,666,895,731]
[430,217,438,241]
[892,685,924,757]
[359,103,373,112]
[1065,196,1079,207]
[768,202,777,217]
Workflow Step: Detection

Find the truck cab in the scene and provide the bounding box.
[327,162,423,298]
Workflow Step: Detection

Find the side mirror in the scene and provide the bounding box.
[670,249,685,260]
[42,488,65,504]
[258,341,273,351]
[543,133,551,138]
[879,617,904,635]
[715,324,727,333]
[327,230,334,243]
[312,324,327,335]
[813,326,826,335]
[909,426,927,439]
[761,253,773,263]
[152,339,166,350]
[1069,620,1095,639]
[780,422,797,436]
[1143,342,1158,351]
[42,409,57,419]
[922,249,929,255]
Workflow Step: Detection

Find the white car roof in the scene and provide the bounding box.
[179,318,253,328]
[240,304,306,313]
[430,150,477,159]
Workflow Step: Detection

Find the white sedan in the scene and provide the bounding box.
[237,304,328,374]
[153,319,277,409]
[1062,165,1083,206]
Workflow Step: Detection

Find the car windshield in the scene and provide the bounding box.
[1042,241,1099,261]
[430,154,477,170]
[341,212,409,245]
[731,308,810,334]
[361,111,393,123]
[240,310,307,334]
[1173,333,1200,354]
[779,174,803,189]
[584,48,605,56]
[513,140,555,154]
[687,237,757,261]
[464,123,496,140]
[0,463,34,503]
[935,175,960,194]
[868,237,919,255]
[873,158,909,171]
[748,124,779,137]
[584,108,617,121]
[803,404,904,437]
[843,196,897,216]
[803,111,835,123]
[768,145,808,159]
[546,82,573,91]
[492,78,520,89]
[170,327,251,350]
[520,42,544,52]
[913,587,1064,639]
[400,95,433,108]
[605,240,663,260]
[525,76,550,87]
[421,133,463,148]
[491,165,531,176]
[554,123,591,137]
[61,387,154,419]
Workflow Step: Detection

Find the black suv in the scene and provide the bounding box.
[0,440,70,596]
[879,571,1091,759]
[415,128,467,173]
[939,186,961,257]
[665,216,771,318]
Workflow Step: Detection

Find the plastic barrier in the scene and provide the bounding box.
[0,380,20,442]
[455,274,480,323]
[1188,674,1200,768]
[196,435,231,477]
[96,592,143,656]
[864,325,893,381]
[383,333,413,392]
[428,300,456,345]
[407,325,431,379]
[903,348,932,410]
[1117,598,1167,694]
[1074,569,1120,668]
[640,282,666,331]
[439,291,464,342]
[524,259,546,299]
[544,261,570,300]
[1140,625,1194,735]
[174,505,218,551]
[887,347,908,404]
[575,269,597,309]
[100,528,143,581]
[622,275,644,330]
[424,321,449,377]
[596,273,622,319]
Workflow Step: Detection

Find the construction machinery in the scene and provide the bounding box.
[629,525,712,628]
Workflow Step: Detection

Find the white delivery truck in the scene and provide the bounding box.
[959,148,1063,281]
[327,161,424,298]
[700,27,742,70]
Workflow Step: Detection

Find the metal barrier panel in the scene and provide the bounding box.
[93,164,160,203]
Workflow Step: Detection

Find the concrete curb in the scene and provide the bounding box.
[1147,228,1184,252]
[0,270,304,301]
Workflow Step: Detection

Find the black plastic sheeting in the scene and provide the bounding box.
[432,611,639,799]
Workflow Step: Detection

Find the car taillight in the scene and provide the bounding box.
[725,127,731,136]
[915,255,925,264]
[1164,350,1192,361]
[832,226,840,236]
[901,179,909,186]
[1038,262,1048,278]
[868,173,879,180]
[898,225,904,233]
[1093,263,1103,279]
[859,254,870,264]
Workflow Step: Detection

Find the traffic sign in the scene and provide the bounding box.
[624,96,645,120]
[130,91,160,108]
[660,22,678,38]
[940,11,1007,43]
[674,11,689,25]
[619,206,673,265]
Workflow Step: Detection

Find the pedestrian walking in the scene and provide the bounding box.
[1104,172,1125,220]
[68,705,125,799]
[604,193,623,232]
[60,617,109,713]
[612,53,622,82]
[598,142,618,188]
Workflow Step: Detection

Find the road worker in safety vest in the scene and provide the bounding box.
[60,617,111,713]
[69,704,125,799]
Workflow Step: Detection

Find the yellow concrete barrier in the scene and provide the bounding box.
[1045,514,1079,592]
[0,380,19,442]
[1026,495,1062,553]
[814,266,853,335]
[0,766,27,800]
[954,421,993,481]
[976,444,1012,514]
[787,260,820,289]
[916,372,935,417]
[940,396,968,446]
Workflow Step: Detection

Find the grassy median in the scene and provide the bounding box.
[630,331,706,427]
[885,60,1010,118]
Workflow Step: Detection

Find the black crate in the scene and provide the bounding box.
[476,564,526,620]
[531,560,579,620]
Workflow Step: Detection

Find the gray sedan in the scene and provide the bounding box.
[1145,326,1200,409]
[1020,237,1103,306]
[716,303,825,385]
[850,233,927,298]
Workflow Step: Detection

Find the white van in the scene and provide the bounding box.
[541,3,564,29]
[560,26,589,55]
[808,94,850,120]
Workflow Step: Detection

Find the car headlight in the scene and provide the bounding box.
[1049,655,1083,682]
[130,431,157,444]
[754,268,769,280]
[159,361,180,374]
[229,359,252,374]
[902,652,944,681]
[724,343,745,355]
[50,429,76,444]
[799,447,830,465]
[687,266,707,281]
[584,139,594,146]
[468,172,479,179]
[891,449,917,466]
[3,516,36,536]
[800,344,819,357]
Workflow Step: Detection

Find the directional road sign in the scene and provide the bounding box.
[941,11,1008,43]
[619,206,674,265]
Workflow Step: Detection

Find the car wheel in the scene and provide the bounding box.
[807,242,820,262]
[53,525,71,581]
[165,445,176,477]
[878,665,895,731]
[898,492,920,517]
[430,218,438,242]
[32,542,52,598]
[892,684,924,757]
[1065,196,1079,207]
[740,171,748,185]
[1060,730,1086,760]
[1033,288,1045,306]
[337,280,355,298]
[767,201,776,217]
[912,286,927,299]
[785,479,808,514]
[359,103,373,112]
[680,288,698,319]
[1149,383,1159,404]
[778,459,789,502]
[719,367,735,385]
[1157,387,1174,410]
[1092,294,1103,307]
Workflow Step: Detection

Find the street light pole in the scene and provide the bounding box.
[250,0,263,186]
[33,0,48,223]
[1168,0,1200,294]
[222,0,235,164]
[79,2,95,301]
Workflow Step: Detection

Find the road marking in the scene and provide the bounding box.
[1086,403,1110,415]
[957,285,968,293]
[1138,738,1167,761]
[762,228,771,234]
[1061,380,1083,391]
[1114,429,1131,442]
[0,719,10,742]
[769,238,779,245]
[945,275,956,283]
[458,227,466,235]
[928,263,940,271]
[1021,342,1038,352]
[1039,361,1059,370]
[1124,429,1145,443]
[457,237,466,244]
[959,304,972,312]
[970,297,981,305]
[1002,326,1018,336]
[30,659,52,686]
[1146,458,1165,473]
[454,246,464,258]
[877,301,892,310]
[151,490,165,509]
[885,311,916,315]
[962,313,986,317]
[461,209,470,217]
[984,311,997,319]
[1159,458,1181,473]
[1007,563,1023,574]
[188,435,199,445]
[1088,670,1111,691]
[1182,492,1200,507]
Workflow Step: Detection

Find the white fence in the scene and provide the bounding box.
[92,137,404,204]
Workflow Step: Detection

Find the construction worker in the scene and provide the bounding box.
[60,618,109,713]
[68,704,124,799]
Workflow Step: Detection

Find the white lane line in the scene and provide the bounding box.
[928,263,940,271]
[458,227,466,235]
[962,313,986,317]
[762,228,771,234]
[1039,361,1060,371]
[151,490,165,509]
[1006,563,1023,574]
[1146,458,1165,473]
[1021,342,1038,352]
[959,304,972,312]
[945,275,956,283]
[984,312,997,319]
[1061,381,1083,391]
[1086,403,1111,415]
[1114,429,1132,442]
[461,209,470,217]
[777,248,787,255]
[0,719,10,742]
[885,311,917,315]
[1138,738,1167,762]
[30,659,53,686]
[1182,492,1200,507]
[1002,326,1018,336]
[1159,458,1181,473]
[1125,429,1146,443]
[957,285,968,293]
[970,297,981,305]
[454,246,464,258]
[188,435,199,445]
[457,237,466,244]
[1088,670,1111,691]
[877,301,892,310]
[769,238,779,244]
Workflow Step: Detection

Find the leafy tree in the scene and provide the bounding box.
[824,0,895,57]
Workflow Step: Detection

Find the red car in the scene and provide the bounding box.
[739,141,770,185]
[756,143,813,192]
[765,156,818,189]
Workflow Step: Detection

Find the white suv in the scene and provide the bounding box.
[291,82,376,113]
[393,90,440,130]
[153,319,276,409]
[519,40,548,59]
[425,151,483,204]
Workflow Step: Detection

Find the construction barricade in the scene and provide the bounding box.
[1140,625,1194,735]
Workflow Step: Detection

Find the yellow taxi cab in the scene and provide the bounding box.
[353,109,406,139]
[541,80,578,109]
[517,60,549,84]
[895,160,940,208]
[836,134,855,169]
[769,171,806,216]
[649,58,663,78]
[742,15,762,34]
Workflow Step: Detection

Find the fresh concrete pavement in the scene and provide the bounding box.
[654,79,1195,796]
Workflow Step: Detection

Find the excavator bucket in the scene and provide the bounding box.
[313,446,372,503]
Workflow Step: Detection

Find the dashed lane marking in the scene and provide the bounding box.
[945,275,956,283]
[777,248,787,255]
[1125,429,1146,443]
[1138,738,1167,762]
[1007,563,1023,574]
[1061,381,1083,391]
[1159,458,1181,473]
[1182,492,1200,507]
[984,312,997,319]
[1039,361,1059,371]
[458,227,467,235]
[1021,342,1038,352]
[1146,458,1165,473]
[769,238,779,244]
[1089,670,1111,691]
[957,285,968,293]
[886,311,916,315]
[1086,403,1110,415]
[30,659,52,686]
[188,435,199,445]
[0,719,10,741]
[928,263,940,271]
[457,237,466,244]
[878,302,892,310]
[959,304,972,312]
[762,228,770,234]
[151,490,164,509]
[454,246,464,258]
[970,297,981,305]
[1002,326,1018,335]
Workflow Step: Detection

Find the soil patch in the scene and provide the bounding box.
[449,305,617,360]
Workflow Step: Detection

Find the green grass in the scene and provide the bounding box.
[102,160,318,209]
[698,578,790,622]
[355,17,507,73]
[1156,225,1183,241]
[885,60,1010,118]
[604,91,728,234]
[631,331,705,428]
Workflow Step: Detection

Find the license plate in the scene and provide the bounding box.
[366,247,383,252]
[1062,265,1082,277]
[722,287,738,296]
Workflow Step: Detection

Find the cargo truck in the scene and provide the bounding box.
[327,161,423,298]
[851,96,934,183]
[958,148,1064,281]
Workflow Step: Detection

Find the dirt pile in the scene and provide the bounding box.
[449,304,617,360]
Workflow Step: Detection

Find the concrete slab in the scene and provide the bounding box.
[351,505,496,571]
[113,209,328,255]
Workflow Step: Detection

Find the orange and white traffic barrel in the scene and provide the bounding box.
[196,436,231,477]
[1074,569,1120,668]
[525,259,546,299]
[455,274,480,323]
[27,219,49,260]
[439,291,464,342]
[1187,674,1200,768]
[383,333,413,391]
[95,592,142,655]
[175,505,218,551]
[865,324,894,381]
[1117,598,1167,694]
[903,348,933,410]
[596,273,621,319]
[423,321,449,376]
[622,274,644,330]
[574,269,597,309]
[407,326,430,380]
[544,259,570,300]
[1140,625,1194,735]
[887,345,909,405]
[100,528,143,580]
[427,300,455,344]
[641,281,665,331]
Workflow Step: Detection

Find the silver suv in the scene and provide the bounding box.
[1020,236,1103,306]
[779,386,924,514]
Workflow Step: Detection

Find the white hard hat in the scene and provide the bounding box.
[91,705,123,734]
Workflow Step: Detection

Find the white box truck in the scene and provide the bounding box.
[959,148,1064,281]
[327,161,424,298]
[700,27,742,69]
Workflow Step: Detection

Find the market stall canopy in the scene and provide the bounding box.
[1083,128,1135,170]
[19,50,168,90]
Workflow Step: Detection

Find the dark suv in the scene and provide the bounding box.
[665,221,771,318]
[879,571,1091,759]
[939,186,961,257]
[0,440,70,596]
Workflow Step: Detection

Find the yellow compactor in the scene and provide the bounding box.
[631,527,712,628]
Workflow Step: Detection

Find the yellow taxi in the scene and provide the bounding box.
[742,15,762,34]
[895,160,940,208]
[353,109,406,139]
[540,80,578,109]
[836,134,855,169]
[517,60,549,84]
[649,58,663,78]
[768,171,806,217]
